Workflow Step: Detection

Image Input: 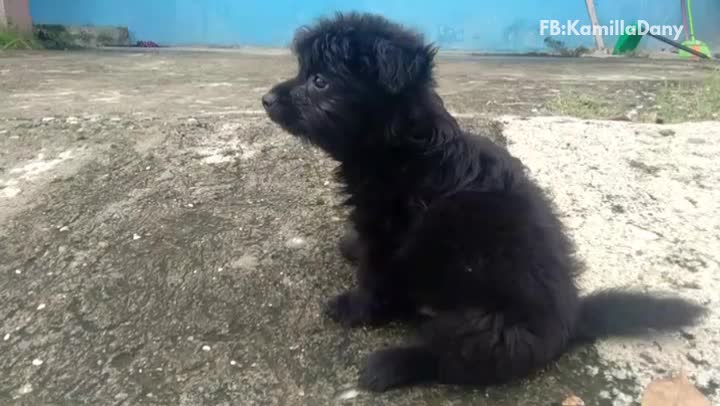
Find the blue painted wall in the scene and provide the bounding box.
[29,0,719,52]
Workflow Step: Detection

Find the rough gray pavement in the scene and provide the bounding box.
[1,50,718,405]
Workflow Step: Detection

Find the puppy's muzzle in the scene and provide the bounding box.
[261,92,278,110]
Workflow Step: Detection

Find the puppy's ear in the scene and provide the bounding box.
[374,39,435,93]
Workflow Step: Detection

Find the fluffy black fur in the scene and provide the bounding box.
[262,12,706,392]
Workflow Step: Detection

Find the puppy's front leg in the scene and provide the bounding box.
[338,225,364,263]
[325,254,414,327]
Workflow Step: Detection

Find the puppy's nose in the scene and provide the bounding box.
[262,92,278,109]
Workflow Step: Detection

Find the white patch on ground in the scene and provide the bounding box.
[90,91,123,103]
[9,150,74,180]
[9,90,77,99]
[192,122,263,164]
[1,149,82,204]
[502,116,720,402]
[201,82,233,88]
[194,109,265,117]
[1,180,21,198]
[31,359,44,366]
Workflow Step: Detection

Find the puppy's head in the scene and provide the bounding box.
[262,12,437,160]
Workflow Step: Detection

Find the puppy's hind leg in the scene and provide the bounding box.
[359,310,572,391]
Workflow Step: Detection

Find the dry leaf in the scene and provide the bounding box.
[561,395,585,406]
[641,373,710,406]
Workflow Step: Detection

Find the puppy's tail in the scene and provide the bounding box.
[573,289,706,342]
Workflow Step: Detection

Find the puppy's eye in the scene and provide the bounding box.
[312,75,328,89]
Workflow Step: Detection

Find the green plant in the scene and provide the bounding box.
[654,69,720,122]
[0,31,38,49]
[545,91,615,119]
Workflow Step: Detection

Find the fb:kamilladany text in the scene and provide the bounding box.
[540,20,684,41]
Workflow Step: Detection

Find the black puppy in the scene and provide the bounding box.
[262,12,705,392]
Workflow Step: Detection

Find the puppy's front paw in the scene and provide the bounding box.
[324,290,378,327]
[359,347,438,392]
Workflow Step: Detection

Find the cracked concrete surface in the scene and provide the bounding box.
[1,50,718,405]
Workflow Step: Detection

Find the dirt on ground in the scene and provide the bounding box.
[0,50,718,405]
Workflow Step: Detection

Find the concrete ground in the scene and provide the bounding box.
[0,50,718,405]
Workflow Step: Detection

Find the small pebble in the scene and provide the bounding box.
[59,226,69,232]
[3,333,10,341]
[202,345,211,352]
[132,233,142,240]
[18,383,33,395]
[230,360,237,366]
[31,359,43,366]
[611,391,633,406]
[336,389,360,401]
[585,366,599,376]
[15,269,21,275]
[686,349,705,365]
[37,303,46,311]
[561,395,585,406]
[611,369,628,381]
[42,117,55,123]
[187,203,194,208]
[337,389,360,401]
[639,351,656,364]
